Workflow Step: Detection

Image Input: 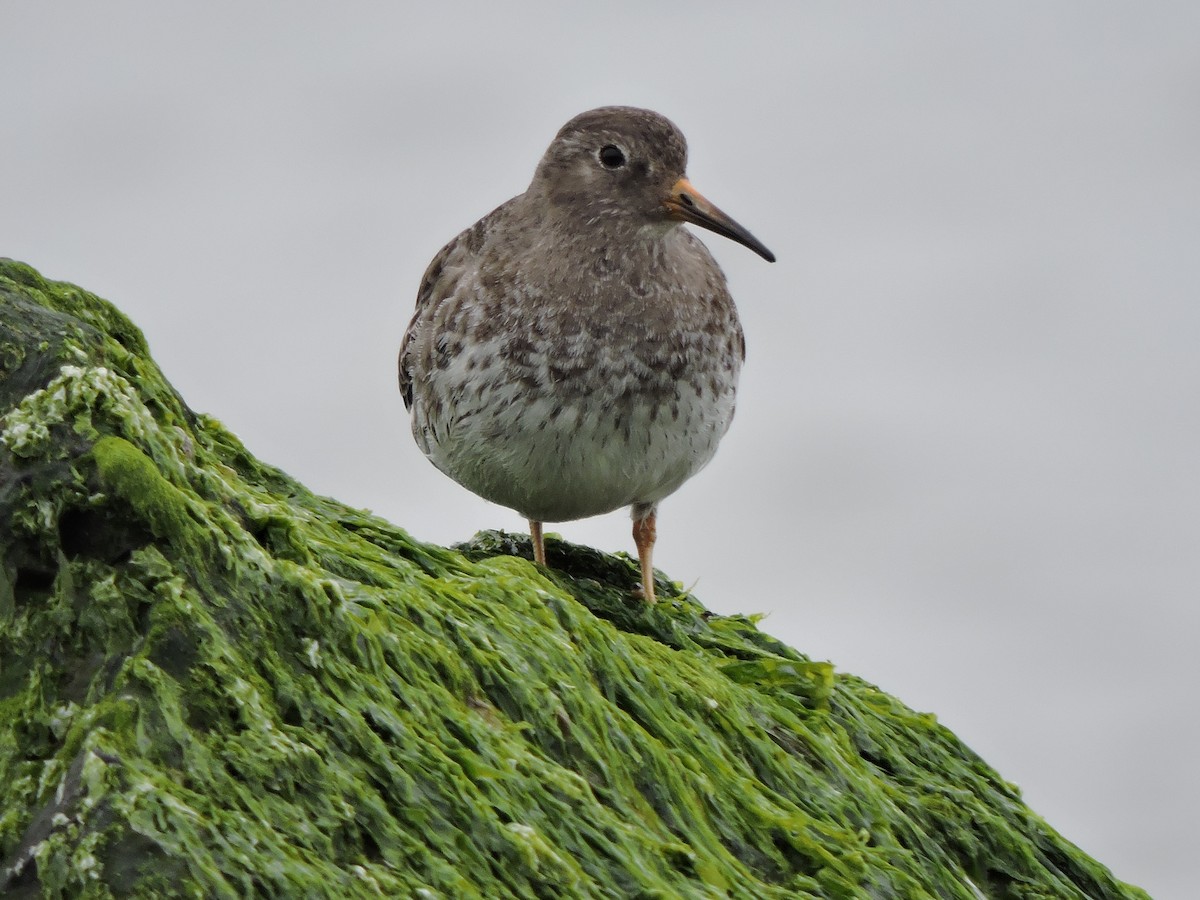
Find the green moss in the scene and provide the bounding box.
[0,259,1150,898]
[92,437,193,545]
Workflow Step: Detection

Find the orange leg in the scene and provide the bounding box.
[528,519,546,566]
[632,508,657,603]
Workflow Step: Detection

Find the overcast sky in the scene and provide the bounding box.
[4,4,1196,896]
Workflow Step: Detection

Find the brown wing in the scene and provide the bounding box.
[399,239,457,410]
[398,199,515,411]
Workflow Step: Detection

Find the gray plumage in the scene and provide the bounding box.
[399,106,773,600]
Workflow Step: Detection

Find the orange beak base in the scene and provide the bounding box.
[664,178,775,263]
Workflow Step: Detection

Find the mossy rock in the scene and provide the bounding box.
[0,259,1148,898]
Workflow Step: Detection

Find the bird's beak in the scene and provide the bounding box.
[664,178,775,263]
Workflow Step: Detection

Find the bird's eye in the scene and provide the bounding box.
[598,145,626,169]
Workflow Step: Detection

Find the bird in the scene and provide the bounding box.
[399,106,774,603]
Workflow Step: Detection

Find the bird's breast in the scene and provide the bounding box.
[411,293,742,521]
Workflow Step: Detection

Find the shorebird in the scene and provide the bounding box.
[399,106,774,602]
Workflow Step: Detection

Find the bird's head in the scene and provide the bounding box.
[530,106,775,263]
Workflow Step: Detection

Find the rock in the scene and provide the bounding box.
[0,259,1147,898]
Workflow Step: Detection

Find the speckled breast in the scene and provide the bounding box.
[410,295,743,522]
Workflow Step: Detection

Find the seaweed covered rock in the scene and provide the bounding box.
[0,259,1147,898]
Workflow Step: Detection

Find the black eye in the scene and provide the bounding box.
[598,145,626,169]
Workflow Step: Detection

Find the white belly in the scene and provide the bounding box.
[411,347,738,522]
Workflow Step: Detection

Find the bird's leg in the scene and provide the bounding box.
[528,519,546,566]
[632,506,658,603]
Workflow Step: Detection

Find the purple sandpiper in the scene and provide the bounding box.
[399,106,774,602]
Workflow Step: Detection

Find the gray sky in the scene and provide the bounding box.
[4,3,1196,896]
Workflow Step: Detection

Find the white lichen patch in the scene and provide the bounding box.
[5,492,79,544]
[48,702,79,739]
[79,748,117,812]
[39,758,65,803]
[304,638,322,669]
[349,865,383,892]
[506,823,537,839]
[0,419,48,454]
[0,363,156,457]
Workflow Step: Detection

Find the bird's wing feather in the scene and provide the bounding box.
[399,239,458,410]
[398,199,516,410]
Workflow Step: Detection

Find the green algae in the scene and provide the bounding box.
[0,259,1149,899]
[91,437,195,549]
